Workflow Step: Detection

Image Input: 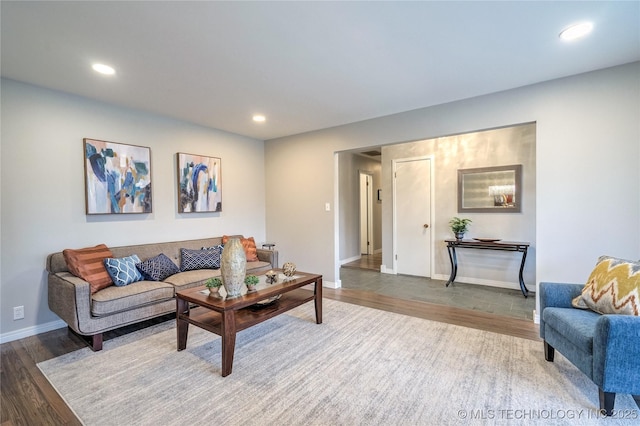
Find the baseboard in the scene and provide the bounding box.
[322,280,340,289]
[533,310,540,324]
[340,255,361,265]
[380,265,395,274]
[0,319,67,344]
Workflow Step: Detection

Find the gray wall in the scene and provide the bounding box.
[0,79,267,338]
[265,62,639,316]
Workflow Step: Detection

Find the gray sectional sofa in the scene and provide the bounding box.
[47,236,278,350]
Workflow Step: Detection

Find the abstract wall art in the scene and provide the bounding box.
[83,138,152,214]
[177,152,222,213]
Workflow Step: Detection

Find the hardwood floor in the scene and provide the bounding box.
[323,287,540,341]
[2,289,638,424]
[342,252,382,271]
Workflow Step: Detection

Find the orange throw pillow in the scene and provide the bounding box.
[222,235,259,262]
[63,244,114,293]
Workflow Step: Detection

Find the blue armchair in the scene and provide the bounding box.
[539,282,640,415]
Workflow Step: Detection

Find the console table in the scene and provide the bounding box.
[444,239,530,298]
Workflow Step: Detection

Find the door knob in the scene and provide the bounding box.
[423,224,429,228]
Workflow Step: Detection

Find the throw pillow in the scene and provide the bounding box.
[63,244,114,293]
[572,255,640,316]
[136,254,180,281]
[104,255,143,286]
[222,235,259,262]
[180,247,222,271]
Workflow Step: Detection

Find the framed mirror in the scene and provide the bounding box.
[458,164,522,213]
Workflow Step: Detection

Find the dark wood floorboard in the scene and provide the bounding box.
[2,292,638,424]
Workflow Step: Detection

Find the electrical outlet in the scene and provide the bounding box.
[13,306,24,320]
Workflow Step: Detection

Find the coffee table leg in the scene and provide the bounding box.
[176,298,189,351]
[221,310,237,377]
[315,277,323,324]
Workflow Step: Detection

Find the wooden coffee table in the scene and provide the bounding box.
[175,270,323,376]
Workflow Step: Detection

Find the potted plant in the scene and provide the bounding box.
[449,217,472,240]
[244,274,259,292]
[205,277,222,295]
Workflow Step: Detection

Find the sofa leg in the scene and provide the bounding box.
[599,389,615,416]
[67,327,103,351]
[544,341,555,362]
[91,333,103,351]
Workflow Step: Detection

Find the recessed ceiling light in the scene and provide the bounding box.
[253,115,266,123]
[92,63,116,75]
[559,22,593,41]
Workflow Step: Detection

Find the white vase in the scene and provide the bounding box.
[220,238,247,298]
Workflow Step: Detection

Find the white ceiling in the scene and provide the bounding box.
[2,1,639,140]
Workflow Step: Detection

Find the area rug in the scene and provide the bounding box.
[38,299,638,425]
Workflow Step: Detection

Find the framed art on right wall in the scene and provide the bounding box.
[458,164,522,213]
[177,152,222,213]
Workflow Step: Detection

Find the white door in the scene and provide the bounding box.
[359,172,373,255]
[394,158,431,276]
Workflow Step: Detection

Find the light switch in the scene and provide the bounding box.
[325,203,331,211]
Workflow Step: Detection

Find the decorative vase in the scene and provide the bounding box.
[220,238,246,298]
[455,232,465,241]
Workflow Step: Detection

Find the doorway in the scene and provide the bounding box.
[393,157,432,277]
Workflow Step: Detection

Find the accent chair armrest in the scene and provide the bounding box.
[593,314,640,395]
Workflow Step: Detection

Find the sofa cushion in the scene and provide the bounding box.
[246,260,272,274]
[91,281,175,317]
[222,235,259,262]
[164,269,221,291]
[572,256,640,316]
[180,247,221,271]
[63,244,114,293]
[104,255,143,286]
[543,307,601,354]
[136,254,180,281]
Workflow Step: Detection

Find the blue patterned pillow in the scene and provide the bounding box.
[205,245,224,266]
[181,247,222,271]
[136,254,180,281]
[104,255,143,286]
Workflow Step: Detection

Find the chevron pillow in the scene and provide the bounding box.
[180,247,221,271]
[572,255,640,316]
[104,255,143,286]
[136,254,180,281]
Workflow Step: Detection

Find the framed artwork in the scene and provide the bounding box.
[458,164,522,213]
[83,138,152,214]
[177,152,222,213]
